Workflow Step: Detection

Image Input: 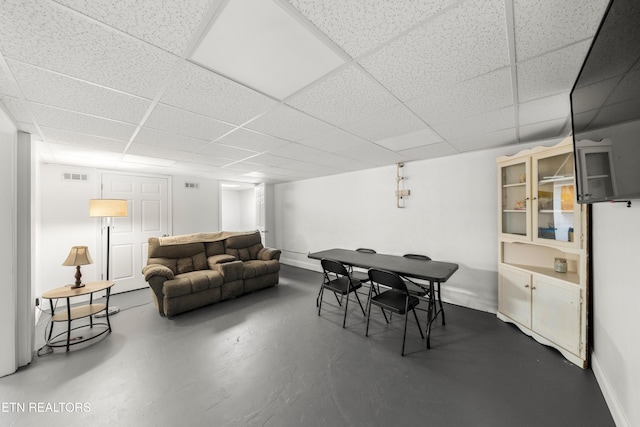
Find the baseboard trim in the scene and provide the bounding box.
[591,351,629,427]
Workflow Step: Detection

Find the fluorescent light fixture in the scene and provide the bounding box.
[190,0,346,100]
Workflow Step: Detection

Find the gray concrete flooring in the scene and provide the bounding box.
[1,264,614,426]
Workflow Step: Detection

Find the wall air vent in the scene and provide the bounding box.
[62,172,89,181]
[184,182,199,189]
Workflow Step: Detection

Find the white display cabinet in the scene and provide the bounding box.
[497,137,589,368]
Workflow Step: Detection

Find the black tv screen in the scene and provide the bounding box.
[570,0,640,203]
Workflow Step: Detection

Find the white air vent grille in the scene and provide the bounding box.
[184,182,199,189]
[62,172,88,181]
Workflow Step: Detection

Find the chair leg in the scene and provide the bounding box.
[353,288,366,317]
[401,311,409,356]
[318,286,324,315]
[437,282,445,325]
[412,307,424,339]
[365,290,373,337]
[342,291,350,328]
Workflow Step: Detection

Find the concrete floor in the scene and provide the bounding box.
[1,264,614,427]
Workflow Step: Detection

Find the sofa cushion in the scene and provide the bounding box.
[147,257,178,274]
[205,240,225,257]
[242,259,280,279]
[176,252,207,274]
[164,270,223,298]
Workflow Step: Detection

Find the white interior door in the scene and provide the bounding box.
[101,173,169,294]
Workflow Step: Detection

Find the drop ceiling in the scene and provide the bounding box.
[0,0,610,184]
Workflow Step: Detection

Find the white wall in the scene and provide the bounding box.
[590,203,640,427]
[274,139,549,313]
[0,109,17,377]
[172,175,220,235]
[38,164,101,300]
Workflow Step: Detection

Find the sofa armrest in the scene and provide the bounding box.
[257,247,281,261]
[211,260,243,283]
[207,254,237,268]
[142,264,174,281]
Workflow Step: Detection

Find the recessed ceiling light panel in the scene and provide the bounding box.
[190,0,346,100]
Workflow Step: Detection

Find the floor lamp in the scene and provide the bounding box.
[89,199,128,315]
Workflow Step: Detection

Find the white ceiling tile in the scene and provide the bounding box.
[447,127,516,152]
[0,0,179,98]
[297,127,371,153]
[407,67,513,125]
[433,106,515,141]
[216,128,290,153]
[192,0,346,100]
[245,104,336,142]
[334,143,406,166]
[513,0,609,61]
[29,103,137,141]
[377,128,442,152]
[7,60,151,124]
[287,0,458,58]
[0,94,32,123]
[145,103,235,141]
[519,92,570,126]
[0,65,20,97]
[40,126,129,152]
[341,104,428,142]
[360,0,509,100]
[161,62,278,124]
[54,0,220,55]
[198,142,260,161]
[133,127,210,152]
[517,40,592,103]
[127,143,234,166]
[286,65,398,126]
[267,142,337,164]
[519,118,568,143]
[241,153,290,168]
[399,142,458,160]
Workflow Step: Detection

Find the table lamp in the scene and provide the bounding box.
[62,246,93,289]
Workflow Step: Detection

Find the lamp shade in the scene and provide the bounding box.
[89,199,128,217]
[62,246,93,266]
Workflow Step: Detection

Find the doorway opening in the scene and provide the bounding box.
[220,182,257,231]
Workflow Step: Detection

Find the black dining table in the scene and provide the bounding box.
[307,248,459,348]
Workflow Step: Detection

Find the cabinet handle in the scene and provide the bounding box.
[524,284,529,288]
[532,286,536,290]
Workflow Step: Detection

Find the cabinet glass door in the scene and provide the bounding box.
[534,151,577,245]
[500,159,529,239]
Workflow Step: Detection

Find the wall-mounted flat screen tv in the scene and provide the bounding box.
[570,0,640,203]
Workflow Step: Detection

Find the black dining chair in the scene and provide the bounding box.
[402,253,445,325]
[318,258,366,328]
[348,248,376,283]
[366,268,424,356]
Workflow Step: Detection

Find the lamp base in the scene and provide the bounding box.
[70,283,85,289]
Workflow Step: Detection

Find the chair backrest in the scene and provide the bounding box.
[321,258,349,277]
[403,253,431,261]
[368,268,408,294]
[356,248,376,254]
